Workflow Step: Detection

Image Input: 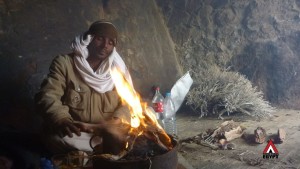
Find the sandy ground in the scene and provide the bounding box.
[176,109,300,169]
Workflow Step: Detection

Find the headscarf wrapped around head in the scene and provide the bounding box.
[87,20,118,45]
[71,20,133,93]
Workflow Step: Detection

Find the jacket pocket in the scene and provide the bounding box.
[64,80,88,110]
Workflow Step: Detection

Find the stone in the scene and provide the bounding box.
[277,128,286,143]
[254,127,266,144]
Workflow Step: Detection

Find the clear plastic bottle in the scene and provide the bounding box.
[152,87,164,122]
[162,92,177,135]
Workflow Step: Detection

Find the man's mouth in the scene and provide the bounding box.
[100,50,107,55]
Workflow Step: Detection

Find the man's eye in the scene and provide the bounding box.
[95,36,103,42]
[96,37,104,41]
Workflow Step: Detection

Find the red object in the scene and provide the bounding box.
[263,139,279,154]
[152,87,164,113]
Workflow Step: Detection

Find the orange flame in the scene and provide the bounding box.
[110,67,162,129]
[110,67,172,150]
[110,67,143,128]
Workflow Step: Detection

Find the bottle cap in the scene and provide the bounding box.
[165,92,171,97]
[155,87,160,90]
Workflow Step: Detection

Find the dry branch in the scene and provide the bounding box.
[186,65,275,120]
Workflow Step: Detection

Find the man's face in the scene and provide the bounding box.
[87,36,115,60]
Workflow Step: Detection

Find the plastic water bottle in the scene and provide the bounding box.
[152,87,164,123]
[162,92,177,135]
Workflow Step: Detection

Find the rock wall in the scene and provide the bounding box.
[0,0,182,129]
[2,0,300,131]
[156,0,300,109]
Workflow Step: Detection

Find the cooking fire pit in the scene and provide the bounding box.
[95,68,178,169]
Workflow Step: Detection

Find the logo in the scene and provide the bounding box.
[263,139,279,159]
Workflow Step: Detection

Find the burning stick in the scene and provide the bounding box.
[142,108,173,150]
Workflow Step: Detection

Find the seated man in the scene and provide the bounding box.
[35,20,132,155]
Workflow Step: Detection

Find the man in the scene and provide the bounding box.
[35,21,132,155]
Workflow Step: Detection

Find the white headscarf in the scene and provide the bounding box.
[71,33,133,93]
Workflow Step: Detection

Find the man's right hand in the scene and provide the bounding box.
[56,119,81,137]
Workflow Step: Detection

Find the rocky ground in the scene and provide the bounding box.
[176,109,300,169]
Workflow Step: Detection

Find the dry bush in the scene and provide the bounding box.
[186,65,275,120]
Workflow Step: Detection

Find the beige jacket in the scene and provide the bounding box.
[35,53,130,130]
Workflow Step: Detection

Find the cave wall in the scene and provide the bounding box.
[156,0,300,109]
[0,0,182,130]
[2,0,300,131]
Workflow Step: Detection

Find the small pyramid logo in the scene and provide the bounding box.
[263,139,279,159]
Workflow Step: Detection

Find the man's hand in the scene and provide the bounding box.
[56,119,81,137]
[73,117,123,134]
[73,121,103,133]
[101,117,131,154]
[56,117,130,152]
[56,118,111,137]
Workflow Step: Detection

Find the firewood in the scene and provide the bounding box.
[142,110,173,150]
[277,128,286,143]
[224,126,244,141]
[199,139,219,149]
[144,131,171,151]
[93,109,174,161]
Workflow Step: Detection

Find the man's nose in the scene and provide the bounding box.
[102,39,110,48]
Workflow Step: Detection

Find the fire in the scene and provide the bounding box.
[110,67,163,129]
[110,67,173,150]
[110,67,143,128]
